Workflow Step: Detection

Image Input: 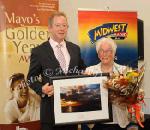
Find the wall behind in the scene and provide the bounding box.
[59,0,150,98]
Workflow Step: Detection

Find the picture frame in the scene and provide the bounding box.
[52,73,112,125]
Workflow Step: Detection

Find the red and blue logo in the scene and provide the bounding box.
[88,23,128,43]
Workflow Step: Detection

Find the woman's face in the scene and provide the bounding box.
[12,79,29,100]
[98,43,115,65]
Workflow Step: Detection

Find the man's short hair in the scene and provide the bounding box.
[48,11,67,26]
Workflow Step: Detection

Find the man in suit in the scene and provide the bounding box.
[27,11,86,130]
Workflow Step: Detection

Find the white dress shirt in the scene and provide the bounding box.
[49,38,70,72]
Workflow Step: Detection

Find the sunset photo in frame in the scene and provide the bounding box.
[52,74,112,125]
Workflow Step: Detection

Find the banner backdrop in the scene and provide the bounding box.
[78,10,138,68]
[0,0,58,129]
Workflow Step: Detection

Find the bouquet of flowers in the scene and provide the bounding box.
[104,65,145,128]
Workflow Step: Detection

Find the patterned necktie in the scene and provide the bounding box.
[56,44,66,71]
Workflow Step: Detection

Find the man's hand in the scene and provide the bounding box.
[42,83,54,97]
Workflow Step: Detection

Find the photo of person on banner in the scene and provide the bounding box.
[27,11,86,130]
[85,37,129,130]
[4,73,40,123]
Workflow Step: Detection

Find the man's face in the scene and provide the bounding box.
[98,43,114,65]
[48,16,68,43]
[12,79,29,100]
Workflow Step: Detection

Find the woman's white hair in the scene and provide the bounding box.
[96,37,117,54]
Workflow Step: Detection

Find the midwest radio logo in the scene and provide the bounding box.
[88,23,128,43]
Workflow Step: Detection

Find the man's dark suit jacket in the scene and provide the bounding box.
[27,40,86,124]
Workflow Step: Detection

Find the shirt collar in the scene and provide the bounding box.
[49,38,66,48]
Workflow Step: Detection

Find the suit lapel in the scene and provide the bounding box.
[44,41,75,74]
[44,42,60,67]
[66,42,74,69]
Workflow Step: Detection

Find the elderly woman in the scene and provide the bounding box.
[86,37,129,130]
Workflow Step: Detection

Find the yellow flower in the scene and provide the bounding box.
[126,71,139,78]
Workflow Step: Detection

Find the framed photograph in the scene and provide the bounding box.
[52,74,112,125]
